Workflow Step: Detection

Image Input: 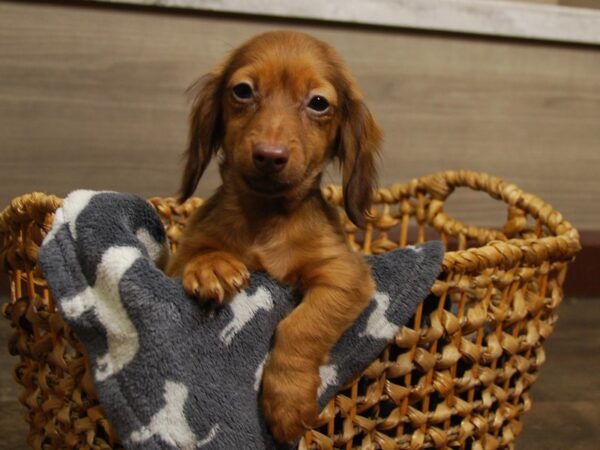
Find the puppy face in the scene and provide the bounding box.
[222,38,340,197]
[179,31,382,226]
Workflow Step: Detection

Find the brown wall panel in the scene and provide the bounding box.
[1,1,599,231]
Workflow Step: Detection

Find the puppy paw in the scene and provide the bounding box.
[261,353,320,443]
[182,252,249,303]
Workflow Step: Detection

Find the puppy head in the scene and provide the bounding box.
[179,31,382,227]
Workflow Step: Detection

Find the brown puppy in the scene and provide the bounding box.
[166,31,382,442]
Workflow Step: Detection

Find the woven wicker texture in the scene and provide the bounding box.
[0,171,580,450]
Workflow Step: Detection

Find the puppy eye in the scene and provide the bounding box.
[232,82,254,101]
[307,95,330,113]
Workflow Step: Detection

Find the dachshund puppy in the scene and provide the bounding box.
[166,31,382,442]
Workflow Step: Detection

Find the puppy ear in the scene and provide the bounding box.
[178,70,225,202]
[338,96,383,228]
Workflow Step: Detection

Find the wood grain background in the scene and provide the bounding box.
[505,0,600,8]
[499,0,600,7]
[1,0,599,230]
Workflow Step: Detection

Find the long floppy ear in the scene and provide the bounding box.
[338,93,383,228]
[178,70,225,202]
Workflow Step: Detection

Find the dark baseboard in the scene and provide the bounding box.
[0,274,8,302]
[563,230,600,298]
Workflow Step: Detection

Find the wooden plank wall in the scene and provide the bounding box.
[485,0,600,10]
[1,0,599,231]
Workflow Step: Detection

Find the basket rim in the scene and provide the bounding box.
[0,170,581,274]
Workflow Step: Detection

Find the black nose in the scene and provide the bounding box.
[252,144,289,173]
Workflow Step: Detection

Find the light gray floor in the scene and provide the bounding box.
[1,297,598,449]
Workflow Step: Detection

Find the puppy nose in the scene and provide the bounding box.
[252,144,289,173]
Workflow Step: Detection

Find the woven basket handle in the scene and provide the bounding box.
[417,170,581,271]
[420,170,566,243]
[0,193,63,273]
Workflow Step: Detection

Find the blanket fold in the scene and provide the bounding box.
[39,191,443,450]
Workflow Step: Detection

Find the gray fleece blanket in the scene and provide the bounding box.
[38,191,443,450]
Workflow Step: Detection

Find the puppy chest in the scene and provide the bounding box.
[248,244,298,283]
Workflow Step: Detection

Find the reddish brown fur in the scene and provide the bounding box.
[166,31,382,442]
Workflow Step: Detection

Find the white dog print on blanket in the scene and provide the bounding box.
[219,287,274,346]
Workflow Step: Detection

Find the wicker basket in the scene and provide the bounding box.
[0,170,580,450]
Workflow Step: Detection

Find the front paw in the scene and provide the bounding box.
[182,252,249,303]
[261,354,320,443]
